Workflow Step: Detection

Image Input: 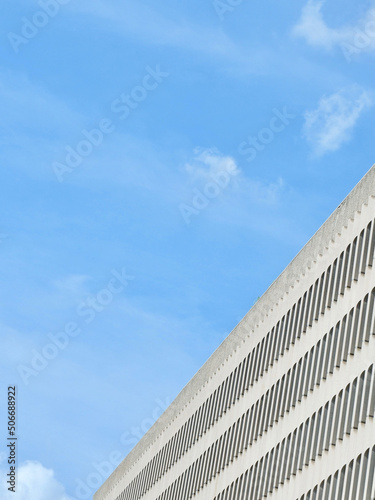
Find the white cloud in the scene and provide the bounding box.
[303,86,373,156]
[0,461,73,500]
[184,147,240,182]
[293,1,345,50]
[293,0,375,58]
[184,148,283,205]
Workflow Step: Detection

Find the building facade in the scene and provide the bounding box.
[95,166,375,500]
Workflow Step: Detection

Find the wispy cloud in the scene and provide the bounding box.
[303,86,373,156]
[0,461,72,500]
[65,0,279,76]
[179,148,286,225]
[184,147,240,183]
[186,148,284,206]
[293,1,375,59]
[0,68,86,181]
[0,69,83,134]
[293,1,349,50]
[70,0,238,59]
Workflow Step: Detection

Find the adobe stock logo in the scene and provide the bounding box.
[7,0,71,53]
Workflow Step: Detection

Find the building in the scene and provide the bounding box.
[95,166,375,500]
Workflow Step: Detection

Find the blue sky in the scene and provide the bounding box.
[0,0,374,498]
